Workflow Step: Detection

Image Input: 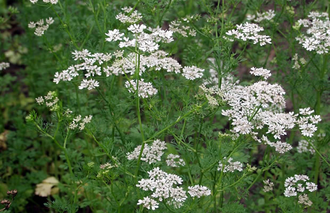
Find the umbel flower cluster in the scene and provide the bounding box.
[246,9,276,23]
[126,139,167,164]
[127,139,209,210]
[218,157,244,173]
[28,17,54,36]
[136,167,211,210]
[169,15,198,37]
[224,22,272,46]
[295,11,330,54]
[166,154,185,167]
[263,179,274,192]
[201,67,321,154]
[284,174,317,206]
[35,91,59,111]
[30,0,58,4]
[125,79,158,98]
[127,140,186,167]
[0,62,10,71]
[68,115,92,131]
[53,7,204,98]
[35,91,92,130]
[297,139,315,154]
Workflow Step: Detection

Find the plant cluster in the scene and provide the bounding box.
[0,0,329,212]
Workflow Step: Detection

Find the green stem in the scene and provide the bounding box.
[158,0,172,26]
[217,137,245,209]
[95,87,126,144]
[86,129,135,178]
[146,102,207,141]
[247,155,279,191]
[51,4,79,49]
[129,0,142,15]
[308,139,330,167]
[219,172,248,191]
[135,50,146,178]
[314,53,328,183]
[32,121,73,177]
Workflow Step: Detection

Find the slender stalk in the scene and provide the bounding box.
[32,121,73,177]
[135,50,146,178]
[51,4,79,49]
[86,129,135,178]
[146,102,207,141]
[247,155,279,191]
[219,172,248,191]
[95,87,126,144]
[158,0,172,26]
[308,139,330,167]
[217,137,244,210]
[314,53,328,183]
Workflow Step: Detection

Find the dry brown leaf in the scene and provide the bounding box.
[0,130,9,150]
[35,177,59,197]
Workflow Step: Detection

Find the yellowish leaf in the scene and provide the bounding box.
[35,177,59,197]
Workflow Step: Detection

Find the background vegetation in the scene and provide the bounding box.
[0,0,329,212]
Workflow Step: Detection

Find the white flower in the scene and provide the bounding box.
[298,194,313,206]
[137,197,159,210]
[78,79,99,90]
[136,167,187,209]
[218,157,243,173]
[36,91,59,111]
[83,115,93,124]
[250,67,271,79]
[299,107,314,115]
[128,24,146,34]
[283,174,317,207]
[28,22,36,28]
[105,29,124,42]
[29,17,54,36]
[225,23,271,46]
[299,123,317,137]
[297,140,315,154]
[188,185,211,198]
[69,115,92,130]
[35,97,44,105]
[182,66,204,80]
[267,141,292,154]
[263,179,274,192]
[53,49,114,87]
[138,39,159,52]
[46,17,54,25]
[294,174,309,182]
[296,11,330,54]
[125,79,158,98]
[284,186,297,197]
[248,10,276,22]
[297,183,305,192]
[295,109,321,137]
[166,154,185,167]
[0,62,10,70]
[310,115,321,124]
[72,49,91,61]
[127,139,167,164]
[115,7,142,24]
[306,182,317,192]
[36,19,44,26]
[42,0,57,3]
[169,16,197,37]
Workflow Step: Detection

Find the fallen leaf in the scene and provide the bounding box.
[0,130,9,151]
[35,177,59,197]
